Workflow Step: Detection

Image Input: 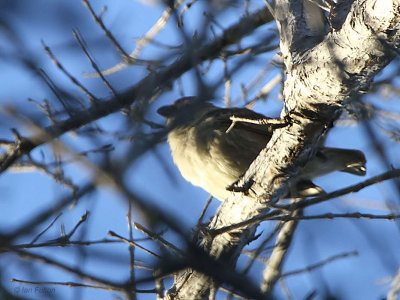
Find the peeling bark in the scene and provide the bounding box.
[168,0,400,298]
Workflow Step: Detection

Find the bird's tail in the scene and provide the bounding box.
[319,147,366,176]
[289,147,366,198]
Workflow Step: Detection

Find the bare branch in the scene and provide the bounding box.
[286,169,400,211]
[5,184,94,241]
[9,238,123,250]
[10,248,126,290]
[42,40,97,102]
[196,196,214,227]
[388,266,400,300]
[72,30,118,97]
[66,211,89,240]
[108,230,161,258]
[134,223,184,256]
[204,169,400,238]
[261,201,302,293]
[29,213,62,245]
[82,0,129,59]
[270,212,400,221]
[11,278,121,292]
[0,6,273,174]
[127,200,137,300]
[282,251,358,277]
[242,223,283,275]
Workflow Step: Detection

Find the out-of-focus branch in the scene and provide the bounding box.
[287,168,400,211]
[0,7,273,175]
[127,201,137,300]
[388,266,400,300]
[268,212,400,221]
[1,184,94,241]
[281,250,358,277]
[87,0,186,76]
[108,231,161,258]
[134,223,184,256]
[11,279,123,292]
[199,169,400,240]
[10,248,126,290]
[8,238,123,250]
[261,201,302,293]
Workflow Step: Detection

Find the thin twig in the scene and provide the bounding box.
[30,213,62,245]
[42,40,97,102]
[225,115,286,133]
[179,0,198,27]
[209,207,400,238]
[27,98,57,125]
[242,223,283,275]
[281,251,358,277]
[66,211,89,240]
[9,184,94,240]
[132,0,185,57]
[261,199,302,293]
[10,248,125,290]
[134,223,184,256]
[234,61,275,106]
[208,169,400,236]
[11,278,120,292]
[252,73,282,103]
[72,30,118,97]
[108,230,161,258]
[127,199,137,300]
[284,168,400,211]
[82,0,159,77]
[6,239,123,251]
[10,158,77,192]
[37,69,77,117]
[268,212,400,221]
[223,57,231,107]
[82,0,129,58]
[197,195,214,226]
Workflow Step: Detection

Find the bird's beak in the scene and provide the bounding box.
[157,105,175,117]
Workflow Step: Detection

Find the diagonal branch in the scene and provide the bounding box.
[0,7,273,175]
[168,0,400,298]
[261,202,302,293]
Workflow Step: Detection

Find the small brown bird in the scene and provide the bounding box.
[158,97,366,201]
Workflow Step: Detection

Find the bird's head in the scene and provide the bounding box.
[157,97,216,129]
